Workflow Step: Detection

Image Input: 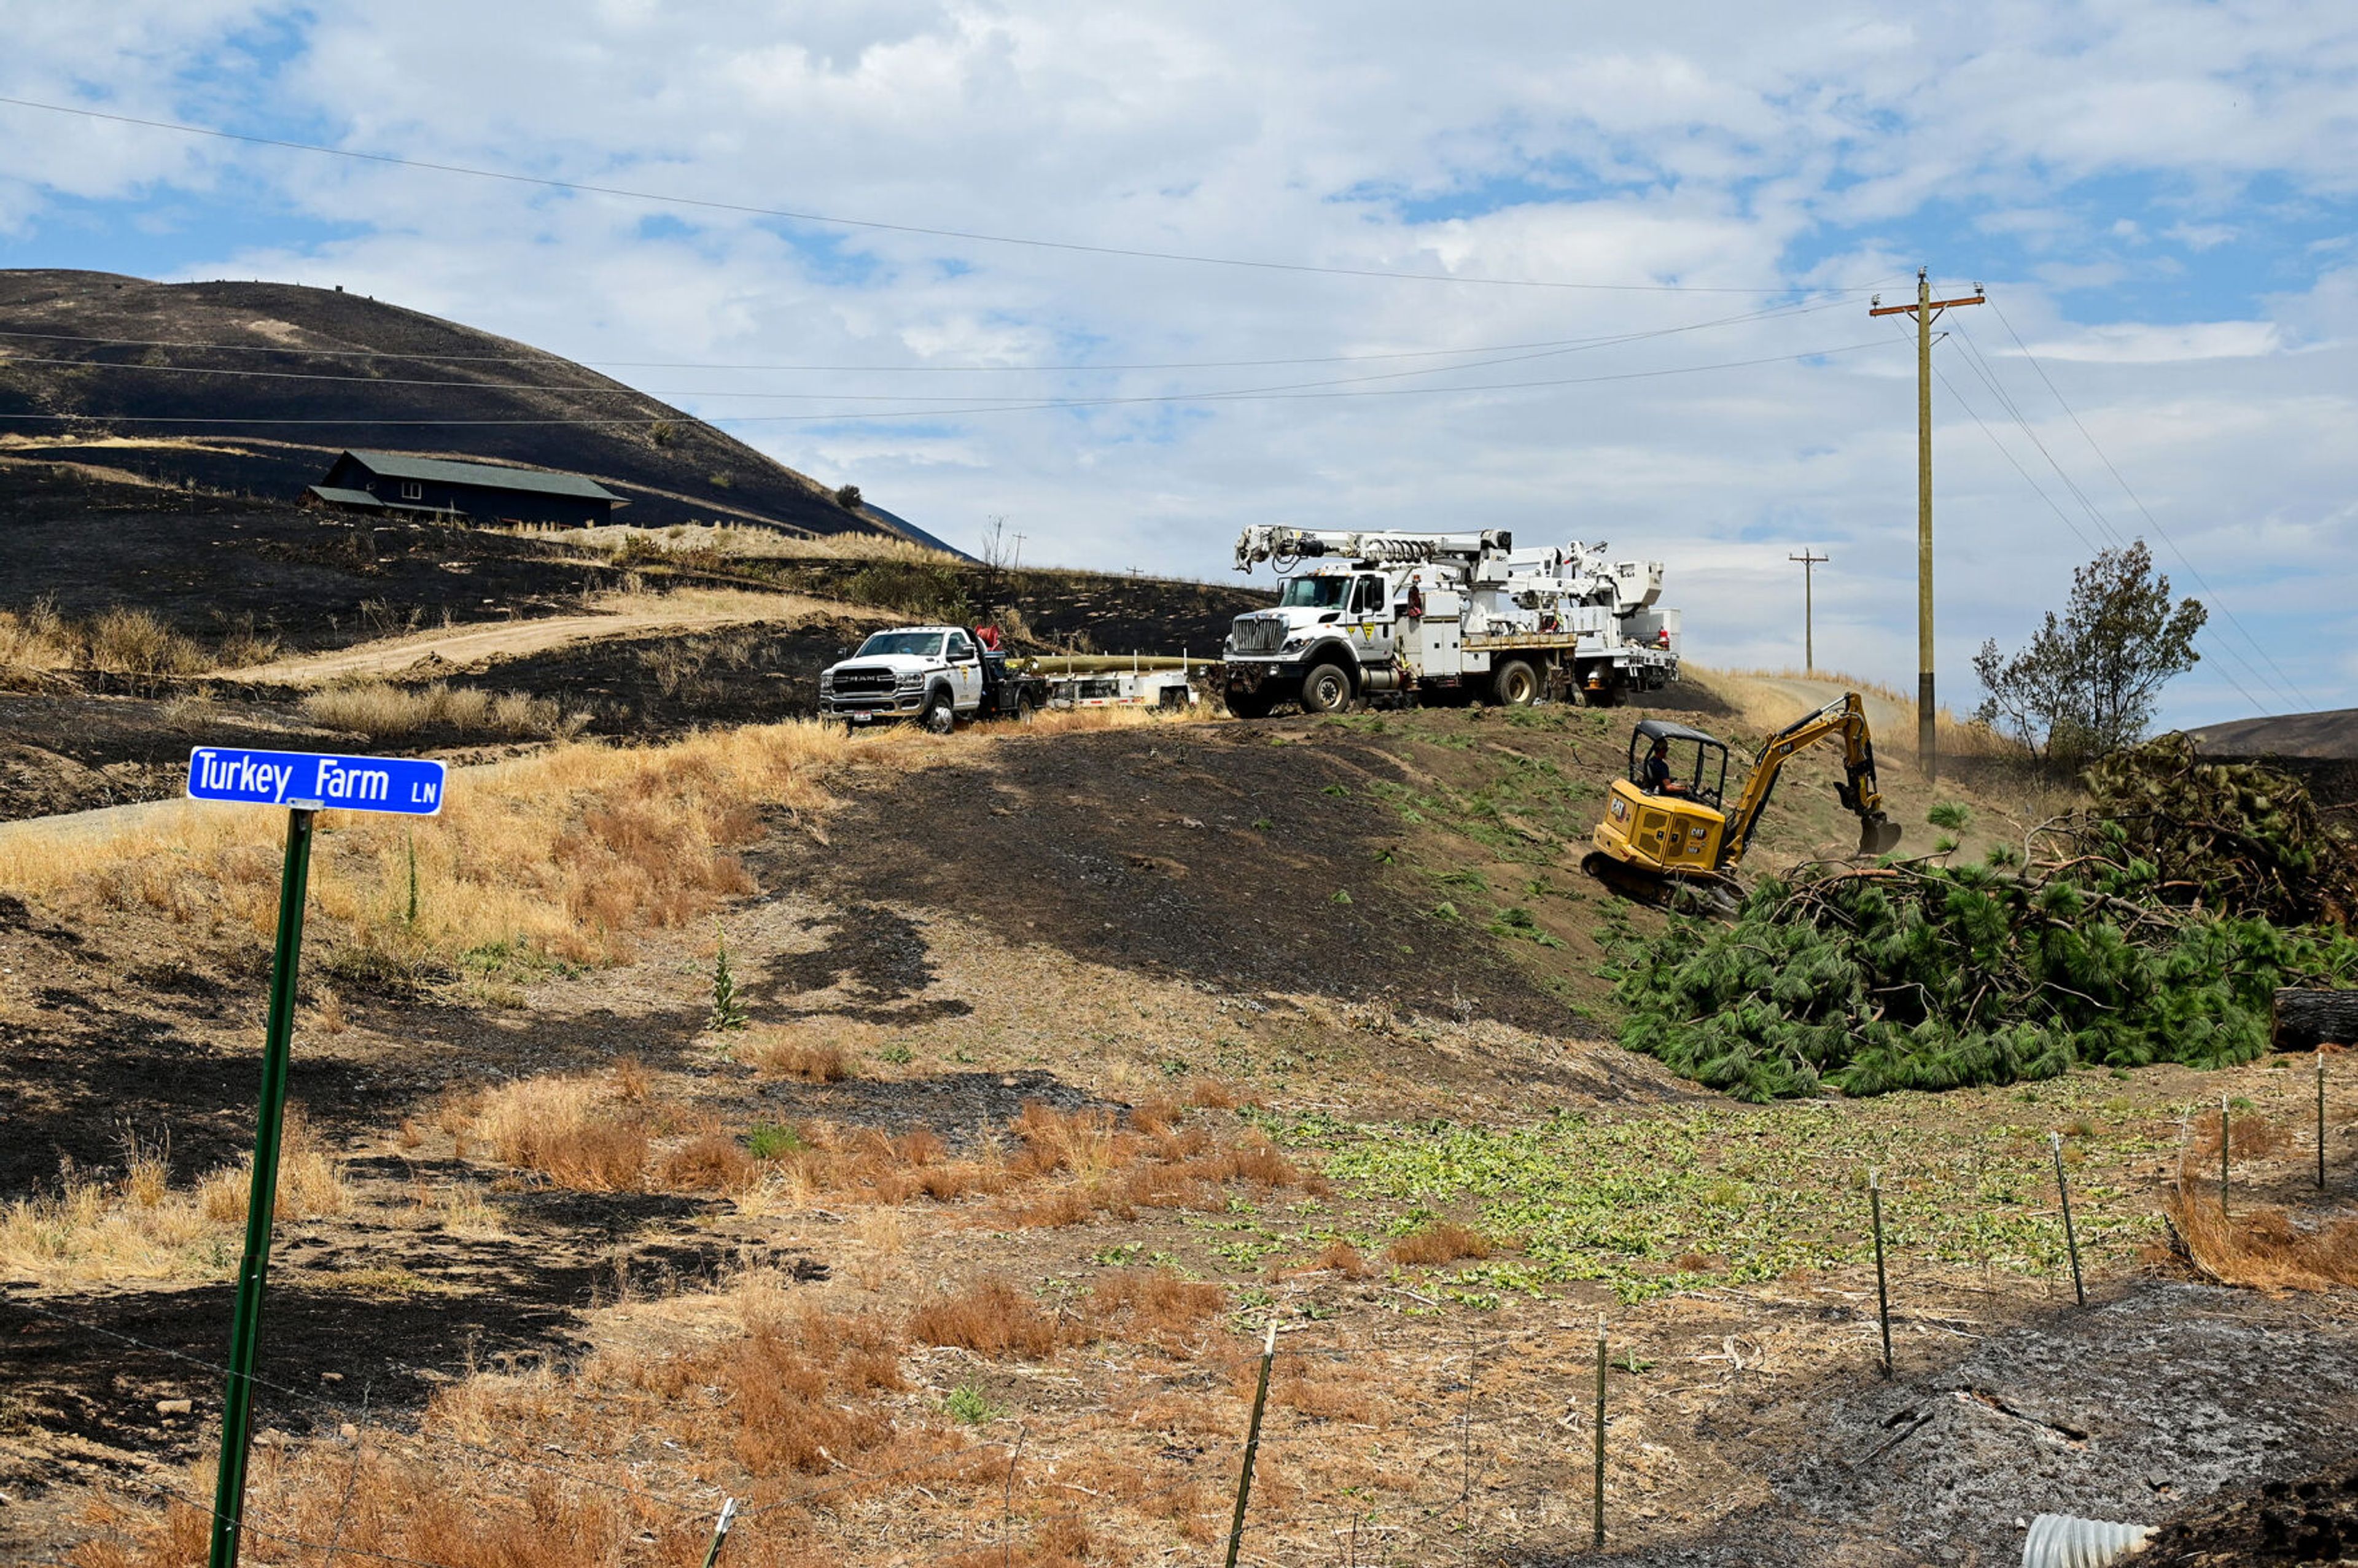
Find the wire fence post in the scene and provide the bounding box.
[1869,1168,1893,1380]
[2050,1132,2085,1307]
[2321,1049,2331,1193]
[1003,1427,1026,1568]
[1223,1322,1277,1568]
[1458,1321,1478,1512]
[699,1497,737,1568]
[2220,1092,2231,1217]
[209,805,317,1568]
[1590,1314,1606,1552]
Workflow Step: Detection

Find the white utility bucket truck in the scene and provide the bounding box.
[1221,526,1681,716]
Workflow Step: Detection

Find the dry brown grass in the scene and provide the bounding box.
[301,679,585,740]
[469,1075,650,1192]
[908,1277,1071,1360]
[1267,1352,1375,1423]
[1091,1267,1225,1349]
[741,1023,856,1082]
[2162,1149,2358,1291]
[0,1119,348,1286]
[939,1518,1094,1568]
[1186,1077,1242,1111]
[1313,1237,1370,1277]
[1700,664,2007,758]
[0,708,1169,971]
[195,1110,351,1225]
[2,720,870,966]
[1385,1221,1495,1267]
[2191,1106,2294,1160]
[510,519,963,566]
[0,597,76,675]
[86,607,208,678]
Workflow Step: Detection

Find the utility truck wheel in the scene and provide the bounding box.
[1492,659,1540,707]
[1299,662,1353,714]
[1014,693,1037,723]
[919,689,955,734]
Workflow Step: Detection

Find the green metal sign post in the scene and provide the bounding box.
[185,747,445,1568]
[207,807,315,1568]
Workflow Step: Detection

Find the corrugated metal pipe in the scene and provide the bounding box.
[2021,1513,2154,1566]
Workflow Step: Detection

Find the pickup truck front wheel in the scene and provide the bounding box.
[919,688,956,734]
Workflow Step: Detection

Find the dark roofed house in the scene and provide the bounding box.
[306,451,621,527]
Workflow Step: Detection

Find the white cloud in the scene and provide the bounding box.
[5,0,2358,724]
[2018,320,2283,362]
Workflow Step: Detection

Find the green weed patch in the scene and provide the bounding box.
[1269,1091,2174,1303]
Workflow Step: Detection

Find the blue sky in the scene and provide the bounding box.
[2,1,2354,726]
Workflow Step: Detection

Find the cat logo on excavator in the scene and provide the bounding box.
[1581,693,1902,907]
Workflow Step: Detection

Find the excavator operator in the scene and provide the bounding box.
[1641,737,1687,796]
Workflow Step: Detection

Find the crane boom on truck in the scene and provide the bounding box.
[1221,525,1681,716]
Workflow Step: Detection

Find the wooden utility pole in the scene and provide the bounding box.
[1788,549,1829,671]
[1870,269,1984,782]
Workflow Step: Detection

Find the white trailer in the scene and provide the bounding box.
[1221,525,1679,716]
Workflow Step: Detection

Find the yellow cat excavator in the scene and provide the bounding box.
[1582,691,1902,906]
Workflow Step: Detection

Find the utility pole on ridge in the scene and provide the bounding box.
[1870,268,1984,782]
[1789,549,1829,672]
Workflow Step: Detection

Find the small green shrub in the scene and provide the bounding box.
[709,929,747,1031]
[944,1379,1000,1425]
[745,1124,804,1160]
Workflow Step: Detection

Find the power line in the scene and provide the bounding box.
[0,95,1886,297]
[1929,305,2302,713]
[0,298,1853,406]
[1908,320,2274,719]
[1982,298,2315,713]
[0,334,1903,427]
[1941,319,2301,716]
[0,295,1868,373]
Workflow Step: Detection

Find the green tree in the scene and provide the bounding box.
[1972,540,2206,770]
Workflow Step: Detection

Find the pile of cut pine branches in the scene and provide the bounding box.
[1613,739,2358,1101]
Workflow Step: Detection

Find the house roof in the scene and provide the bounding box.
[305,485,382,508]
[337,449,619,502]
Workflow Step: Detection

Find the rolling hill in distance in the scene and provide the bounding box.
[0,268,951,548]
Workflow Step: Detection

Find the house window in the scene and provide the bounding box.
[402,481,422,500]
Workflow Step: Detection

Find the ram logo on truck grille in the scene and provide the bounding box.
[1230,616,1285,654]
[831,666,898,694]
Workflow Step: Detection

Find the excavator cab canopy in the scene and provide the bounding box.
[1627,718,1727,810]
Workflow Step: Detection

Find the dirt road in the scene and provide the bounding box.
[1742,675,1917,741]
[239,589,874,685]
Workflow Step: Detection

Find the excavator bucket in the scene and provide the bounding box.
[1857,813,1902,858]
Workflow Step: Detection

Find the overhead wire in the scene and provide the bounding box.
[1891,316,2274,718]
[0,295,1856,403]
[1982,297,2314,712]
[0,296,1881,373]
[0,333,1905,427]
[0,95,1886,297]
[1942,313,2298,714]
[1931,300,2298,713]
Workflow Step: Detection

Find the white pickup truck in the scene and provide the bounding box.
[818,625,1046,732]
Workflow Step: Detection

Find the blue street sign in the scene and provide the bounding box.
[187,747,447,815]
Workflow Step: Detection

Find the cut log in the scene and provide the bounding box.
[2273,987,2358,1051]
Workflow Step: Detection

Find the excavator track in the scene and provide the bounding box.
[1579,852,1742,917]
